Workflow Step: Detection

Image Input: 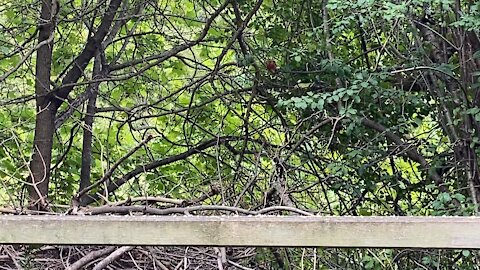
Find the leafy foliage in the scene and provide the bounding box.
[0,0,480,268]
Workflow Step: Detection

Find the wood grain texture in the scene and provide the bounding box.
[0,216,479,248]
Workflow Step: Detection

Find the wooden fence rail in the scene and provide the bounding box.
[0,216,479,248]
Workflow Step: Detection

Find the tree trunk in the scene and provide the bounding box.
[28,0,57,210]
[79,55,101,205]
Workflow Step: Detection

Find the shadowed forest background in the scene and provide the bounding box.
[0,0,480,268]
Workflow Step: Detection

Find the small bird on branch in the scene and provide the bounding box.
[265,59,277,74]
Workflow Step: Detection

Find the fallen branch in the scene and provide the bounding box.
[68,247,116,270]
[92,246,134,270]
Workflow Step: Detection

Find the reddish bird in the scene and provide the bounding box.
[265,60,277,74]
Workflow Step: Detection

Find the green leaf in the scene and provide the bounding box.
[473,50,480,59]
[437,64,456,77]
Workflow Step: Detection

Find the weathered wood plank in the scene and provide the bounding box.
[0,216,479,248]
